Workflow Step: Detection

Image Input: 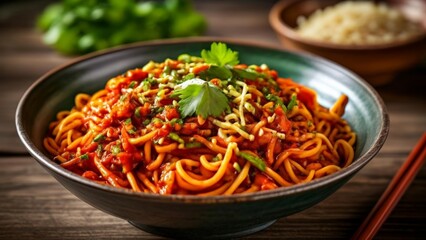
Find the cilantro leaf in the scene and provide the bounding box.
[172,82,230,119]
[231,68,260,80]
[201,42,239,67]
[199,65,233,80]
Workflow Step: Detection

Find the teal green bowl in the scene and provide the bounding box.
[16,38,389,239]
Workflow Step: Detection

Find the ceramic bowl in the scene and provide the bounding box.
[269,0,426,86]
[16,38,389,239]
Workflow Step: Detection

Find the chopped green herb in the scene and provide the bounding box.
[127,128,136,134]
[266,94,287,112]
[80,153,89,160]
[151,118,162,124]
[163,65,171,75]
[170,118,183,127]
[155,107,165,114]
[185,141,202,148]
[238,152,266,171]
[124,118,132,125]
[134,107,141,118]
[96,144,103,157]
[212,156,220,162]
[261,87,271,95]
[286,94,298,112]
[119,95,127,102]
[201,42,239,67]
[128,81,137,88]
[178,54,191,63]
[168,132,185,144]
[111,142,121,155]
[141,78,152,91]
[172,81,230,119]
[143,119,151,126]
[183,73,195,81]
[93,133,105,142]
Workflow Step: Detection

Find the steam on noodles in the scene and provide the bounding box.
[44,43,356,195]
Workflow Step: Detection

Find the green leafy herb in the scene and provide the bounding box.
[172,82,230,118]
[200,65,233,80]
[178,53,191,63]
[286,94,298,112]
[134,107,141,118]
[168,132,185,144]
[141,78,152,91]
[155,107,165,114]
[266,94,287,112]
[128,81,137,89]
[37,0,206,55]
[142,119,151,126]
[185,141,202,148]
[238,152,266,171]
[80,153,89,160]
[201,42,239,67]
[266,94,298,113]
[96,144,103,157]
[151,118,162,124]
[124,118,132,125]
[262,87,271,95]
[119,95,127,102]
[127,128,136,134]
[93,133,105,142]
[170,118,183,127]
[183,73,195,81]
[163,65,171,75]
[111,142,121,155]
[232,68,260,80]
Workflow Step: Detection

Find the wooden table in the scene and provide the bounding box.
[1,1,425,239]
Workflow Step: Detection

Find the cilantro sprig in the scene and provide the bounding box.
[199,42,264,82]
[172,81,230,119]
[201,42,239,67]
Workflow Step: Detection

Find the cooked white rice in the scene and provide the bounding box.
[296,1,424,45]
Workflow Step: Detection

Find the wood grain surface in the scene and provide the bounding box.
[1,0,425,239]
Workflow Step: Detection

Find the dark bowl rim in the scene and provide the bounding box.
[269,0,426,51]
[15,37,390,204]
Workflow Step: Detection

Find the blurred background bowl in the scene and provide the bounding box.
[16,38,389,239]
[269,0,426,86]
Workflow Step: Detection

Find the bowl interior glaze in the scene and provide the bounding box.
[16,38,389,239]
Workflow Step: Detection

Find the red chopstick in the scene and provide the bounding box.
[352,132,426,240]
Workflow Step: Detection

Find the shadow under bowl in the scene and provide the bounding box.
[15,38,389,239]
[269,0,426,86]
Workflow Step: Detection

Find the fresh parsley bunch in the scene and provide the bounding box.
[37,0,206,55]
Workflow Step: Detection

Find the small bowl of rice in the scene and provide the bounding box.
[269,0,426,86]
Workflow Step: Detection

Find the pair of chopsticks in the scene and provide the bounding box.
[352,132,426,240]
